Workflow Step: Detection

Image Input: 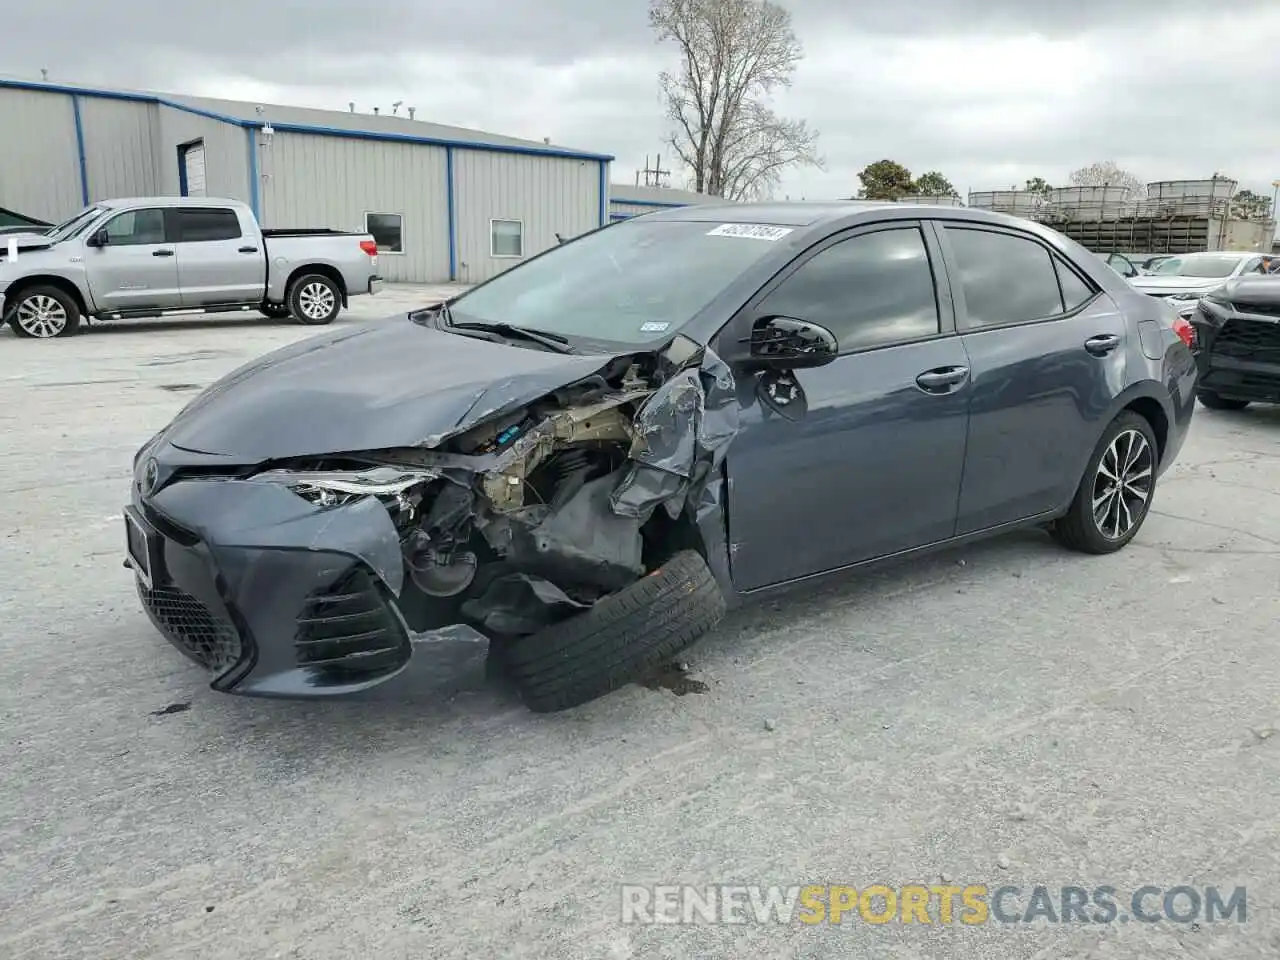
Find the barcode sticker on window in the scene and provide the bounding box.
[706,223,794,241]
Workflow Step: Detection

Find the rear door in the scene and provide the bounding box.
[718,221,973,591]
[83,207,181,313]
[172,206,266,306]
[933,221,1128,534]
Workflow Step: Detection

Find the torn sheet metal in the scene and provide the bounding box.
[611,346,739,521]
[460,573,591,636]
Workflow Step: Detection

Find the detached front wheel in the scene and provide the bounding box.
[503,550,727,713]
[288,274,342,325]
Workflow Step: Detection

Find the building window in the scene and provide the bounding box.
[364,213,404,254]
[491,219,524,258]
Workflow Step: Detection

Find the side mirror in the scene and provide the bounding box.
[85,230,107,248]
[743,315,838,370]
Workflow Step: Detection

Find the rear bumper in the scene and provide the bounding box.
[126,473,487,699]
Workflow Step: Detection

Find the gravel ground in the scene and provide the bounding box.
[2,292,1278,959]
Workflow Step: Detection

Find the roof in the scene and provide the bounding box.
[640,200,918,226]
[0,76,614,163]
[610,183,725,207]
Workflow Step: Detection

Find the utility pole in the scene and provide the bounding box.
[637,154,671,189]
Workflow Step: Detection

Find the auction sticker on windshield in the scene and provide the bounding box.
[707,223,794,241]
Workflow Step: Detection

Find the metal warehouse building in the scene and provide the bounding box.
[609,183,725,221]
[0,78,614,284]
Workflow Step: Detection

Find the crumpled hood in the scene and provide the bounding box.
[162,318,620,462]
[1129,275,1227,296]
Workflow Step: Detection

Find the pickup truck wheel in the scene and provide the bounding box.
[503,550,727,713]
[7,286,82,338]
[288,274,341,325]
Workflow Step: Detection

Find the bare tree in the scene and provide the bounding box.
[650,0,823,201]
[1068,160,1147,199]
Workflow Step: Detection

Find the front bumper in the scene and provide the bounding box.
[1190,312,1280,403]
[126,474,486,698]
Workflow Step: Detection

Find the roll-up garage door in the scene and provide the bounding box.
[182,142,207,197]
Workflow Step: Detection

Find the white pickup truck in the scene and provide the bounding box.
[0,196,382,339]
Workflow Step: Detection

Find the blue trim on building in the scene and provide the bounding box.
[0,78,616,162]
[246,128,260,219]
[70,95,90,205]
[598,161,608,227]
[445,146,457,281]
[176,143,189,196]
[610,197,692,209]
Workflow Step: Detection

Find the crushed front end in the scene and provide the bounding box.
[1189,283,1280,405]
[124,339,738,698]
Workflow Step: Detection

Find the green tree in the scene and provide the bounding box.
[1024,177,1052,195]
[650,0,824,200]
[1231,188,1272,220]
[857,159,914,200]
[911,170,959,198]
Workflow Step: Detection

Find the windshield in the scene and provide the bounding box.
[46,205,106,242]
[1150,254,1242,279]
[449,218,789,347]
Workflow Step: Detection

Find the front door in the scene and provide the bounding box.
[83,207,181,313]
[934,222,1130,533]
[718,222,972,592]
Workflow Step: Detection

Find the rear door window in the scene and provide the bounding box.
[176,208,242,242]
[944,226,1065,328]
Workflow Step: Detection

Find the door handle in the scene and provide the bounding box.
[152,249,175,257]
[238,246,259,254]
[1084,334,1121,356]
[915,365,969,393]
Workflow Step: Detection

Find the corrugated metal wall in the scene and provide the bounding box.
[0,87,83,221]
[453,150,603,283]
[257,131,451,283]
[78,97,160,200]
[155,106,250,202]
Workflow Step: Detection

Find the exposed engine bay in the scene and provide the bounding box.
[248,337,739,639]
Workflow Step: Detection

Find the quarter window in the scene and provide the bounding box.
[756,226,941,353]
[945,227,1064,328]
[176,208,241,242]
[1055,259,1097,312]
[365,213,403,253]
[491,219,524,258]
[102,209,166,246]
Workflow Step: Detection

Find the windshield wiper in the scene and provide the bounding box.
[446,317,574,354]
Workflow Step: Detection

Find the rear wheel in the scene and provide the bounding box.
[6,285,82,338]
[1051,411,1159,555]
[1197,390,1250,412]
[287,274,342,325]
[503,550,726,713]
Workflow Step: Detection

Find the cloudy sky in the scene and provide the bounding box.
[4,0,1280,202]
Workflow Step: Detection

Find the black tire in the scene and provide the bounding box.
[1197,390,1250,412]
[1051,411,1159,555]
[287,273,342,326]
[259,304,292,320]
[503,550,727,713]
[6,285,82,338]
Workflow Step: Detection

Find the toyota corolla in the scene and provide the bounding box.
[125,202,1198,712]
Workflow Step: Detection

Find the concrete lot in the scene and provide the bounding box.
[2,291,1279,959]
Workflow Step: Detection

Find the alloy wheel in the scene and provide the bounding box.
[16,294,68,337]
[1091,428,1154,540]
[298,282,336,321]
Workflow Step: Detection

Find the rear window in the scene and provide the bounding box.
[450,219,789,346]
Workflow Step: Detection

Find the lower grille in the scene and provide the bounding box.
[1213,318,1280,364]
[139,583,243,674]
[294,567,409,680]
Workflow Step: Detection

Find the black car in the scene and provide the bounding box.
[124,202,1198,712]
[1187,276,1280,409]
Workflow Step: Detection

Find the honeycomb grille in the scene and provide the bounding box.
[138,582,243,674]
[1214,318,1280,365]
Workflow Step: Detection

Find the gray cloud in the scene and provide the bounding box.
[3,0,1279,205]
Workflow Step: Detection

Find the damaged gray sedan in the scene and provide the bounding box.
[124,202,1196,711]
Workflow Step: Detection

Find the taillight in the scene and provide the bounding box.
[1172,315,1195,348]
[359,239,377,257]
